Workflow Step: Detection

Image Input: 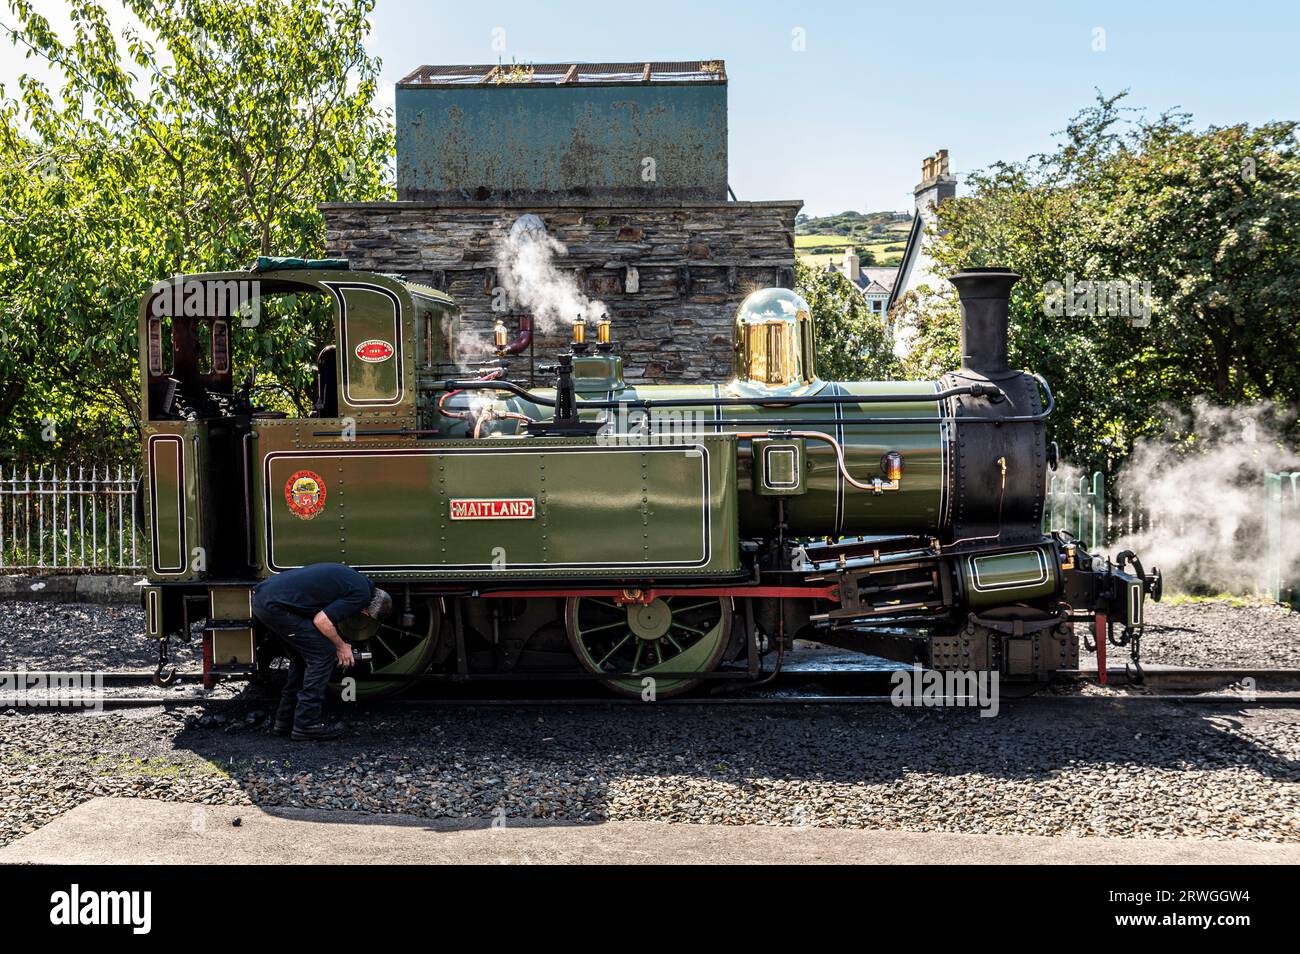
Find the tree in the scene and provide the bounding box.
[796,259,899,382]
[891,92,1300,467]
[0,0,393,461]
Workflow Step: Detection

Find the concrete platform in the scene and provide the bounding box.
[3,798,1299,864]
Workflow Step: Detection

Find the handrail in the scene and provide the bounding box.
[441,379,1006,409]
[438,372,1056,425]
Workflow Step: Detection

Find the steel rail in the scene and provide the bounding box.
[4,692,1299,711]
[6,666,1300,690]
[0,670,162,686]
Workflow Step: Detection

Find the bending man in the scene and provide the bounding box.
[251,563,392,741]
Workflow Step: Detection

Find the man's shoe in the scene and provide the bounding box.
[291,721,344,741]
[271,718,292,736]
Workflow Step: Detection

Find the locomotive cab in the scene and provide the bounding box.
[135,263,458,635]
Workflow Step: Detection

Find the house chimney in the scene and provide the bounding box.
[914,148,956,222]
[842,247,860,282]
[950,267,1019,379]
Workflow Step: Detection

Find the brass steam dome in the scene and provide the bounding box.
[731,287,819,394]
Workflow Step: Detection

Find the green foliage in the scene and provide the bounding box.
[796,259,900,382]
[796,209,911,244]
[893,92,1300,468]
[0,0,393,463]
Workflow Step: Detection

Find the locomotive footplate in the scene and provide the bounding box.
[930,612,1077,679]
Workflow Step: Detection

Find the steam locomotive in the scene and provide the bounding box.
[137,260,1159,696]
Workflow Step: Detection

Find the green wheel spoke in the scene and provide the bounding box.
[631,642,644,673]
[375,634,399,661]
[671,621,707,636]
[579,618,631,636]
[668,601,716,615]
[596,634,632,668]
[663,632,685,654]
[335,600,440,700]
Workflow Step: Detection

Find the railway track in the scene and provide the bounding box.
[2,665,1298,711]
[21,664,1300,688]
[23,693,1299,710]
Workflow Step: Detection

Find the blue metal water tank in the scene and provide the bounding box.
[395,61,728,203]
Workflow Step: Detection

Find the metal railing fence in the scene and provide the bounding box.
[0,463,143,572]
[1043,471,1105,550]
[1265,471,1299,606]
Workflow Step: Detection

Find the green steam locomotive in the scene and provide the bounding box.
[137,260,1159,696]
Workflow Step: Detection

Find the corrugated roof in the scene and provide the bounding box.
[398,60,727,88]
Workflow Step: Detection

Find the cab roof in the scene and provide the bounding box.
[142,261,456,308]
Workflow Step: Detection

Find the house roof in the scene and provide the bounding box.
[888,213,926,309]
[826,261,895,297]
[861,267,896,292]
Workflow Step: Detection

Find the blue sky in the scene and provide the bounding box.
[4,1,1296,216]
[364,0,1297,215]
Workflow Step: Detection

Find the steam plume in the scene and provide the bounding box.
[493,214,606,334]
[1112,399,1299,596]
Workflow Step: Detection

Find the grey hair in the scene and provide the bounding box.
[367,587,393,620]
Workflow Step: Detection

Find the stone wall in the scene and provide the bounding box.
[321,200,801,384]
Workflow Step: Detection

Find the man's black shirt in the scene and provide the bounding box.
[252,563,373,637]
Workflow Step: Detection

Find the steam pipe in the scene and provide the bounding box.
[731,431,899,493]
[500,315,533,355]
[567,374,1053,426]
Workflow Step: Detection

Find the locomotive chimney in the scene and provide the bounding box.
[949,267,1019,379]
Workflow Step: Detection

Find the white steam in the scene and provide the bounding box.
[1112,399,1299,596]
[492,214,606,335]
[445,311,493,367]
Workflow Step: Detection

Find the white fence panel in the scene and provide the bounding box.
[0,463,142,572]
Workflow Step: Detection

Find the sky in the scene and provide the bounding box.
[3,0,1297,217]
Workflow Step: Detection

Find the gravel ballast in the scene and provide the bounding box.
[1104,598,1300,668]
[1,702,1297,848]
[2,595,1298,850]
[0,600,198,672]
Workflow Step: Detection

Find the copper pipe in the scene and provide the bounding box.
[498,315,533,355]
[731,430,900,493]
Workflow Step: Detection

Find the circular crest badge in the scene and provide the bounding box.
[285,470,327,520]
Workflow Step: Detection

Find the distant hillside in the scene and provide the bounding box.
[795,210,911,268]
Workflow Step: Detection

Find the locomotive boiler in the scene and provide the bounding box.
[136,260,1160,697]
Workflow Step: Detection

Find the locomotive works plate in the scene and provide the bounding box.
[354,338,395,363]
